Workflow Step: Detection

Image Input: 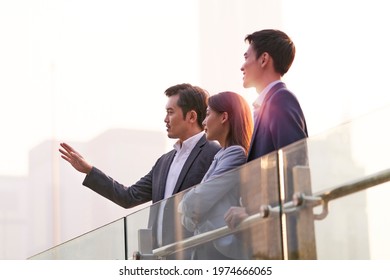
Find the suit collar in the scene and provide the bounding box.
[248,82,287,159]
[253,80,283,109]
[156,150,176,201]
[172,134,207,195]
[262,82,286,104]
[252,82,286,123]
[173,131,204,152]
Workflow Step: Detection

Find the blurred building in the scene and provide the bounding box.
[0,128,165,259]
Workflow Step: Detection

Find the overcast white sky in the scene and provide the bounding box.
[0,0,200,175]
[1,0,390,176]
[1,0,390,261]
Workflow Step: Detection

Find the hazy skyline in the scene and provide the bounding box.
[2,0,390,176]
[1,0,390,260]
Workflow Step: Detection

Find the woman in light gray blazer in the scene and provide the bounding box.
[178,91,253,259]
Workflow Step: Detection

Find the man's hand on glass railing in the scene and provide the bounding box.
[59,142,93,174]
[224,206,248,229]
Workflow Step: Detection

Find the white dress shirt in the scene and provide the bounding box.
[164,131,204,198]
[157,131,204,246]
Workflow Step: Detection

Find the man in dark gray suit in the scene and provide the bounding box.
[59,83,220,258]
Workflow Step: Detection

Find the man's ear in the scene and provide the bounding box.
[187,110,198,123]
[258,52,270,67]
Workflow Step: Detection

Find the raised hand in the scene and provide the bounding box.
[59,142,93,174]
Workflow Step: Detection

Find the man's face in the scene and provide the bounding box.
[164,95,190,140]
[240,44,262,89]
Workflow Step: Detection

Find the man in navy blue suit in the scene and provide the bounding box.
[225,29,308,229]
[243,29,308,161]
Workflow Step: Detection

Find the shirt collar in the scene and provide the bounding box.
[173,131,204,152]
[253,80,282,109]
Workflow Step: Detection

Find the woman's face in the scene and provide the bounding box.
[202,107,226,144]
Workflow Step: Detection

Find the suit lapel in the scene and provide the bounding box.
[171,135,206,195]
[156,150,176,201]
[248,82,286,158]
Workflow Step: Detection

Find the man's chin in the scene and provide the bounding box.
[167,133,177,139]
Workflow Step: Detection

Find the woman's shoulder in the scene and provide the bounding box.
[217,145,246,160]
[224,145,246,153]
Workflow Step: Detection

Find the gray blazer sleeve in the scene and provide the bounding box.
[179,146,246,229]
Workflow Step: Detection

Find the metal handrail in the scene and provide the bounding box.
[153,209,267,258]
[149,168,390,259]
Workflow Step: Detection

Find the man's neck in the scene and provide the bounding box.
[178,129,203,145]
[255,73,282,93]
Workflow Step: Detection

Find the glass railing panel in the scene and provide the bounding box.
[234,152,282,260]
[307,106,390,193]
[125,203,151,259]
[28,218,126,260]
[281,105,390,259]
[279,139,316,259]
[131,151,283,260]
[316,181,390,259]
